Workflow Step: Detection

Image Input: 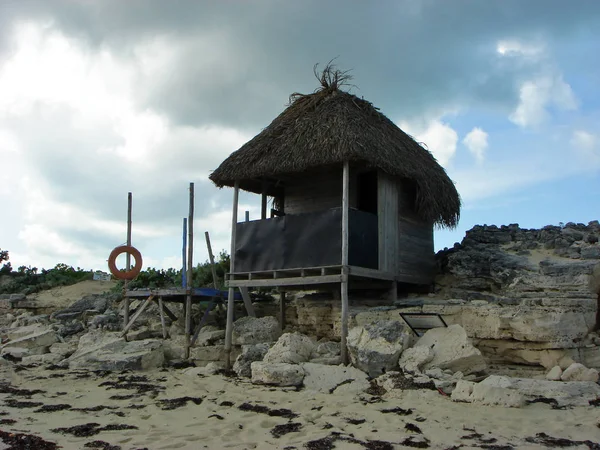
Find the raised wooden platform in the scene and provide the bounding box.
[225,264,417,289]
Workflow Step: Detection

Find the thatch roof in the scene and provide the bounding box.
[210,65,461,228]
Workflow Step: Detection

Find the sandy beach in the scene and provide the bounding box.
[1,363,599,450]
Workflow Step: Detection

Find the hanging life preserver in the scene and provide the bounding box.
[108,245,143,280]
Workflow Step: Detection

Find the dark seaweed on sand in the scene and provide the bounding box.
[380,406,412,416]
[271,422,302,438]
[525,432,600,449]
[0,384,45,397]
[304,432,396,450]
[157,396,203,410]
[51,423,138,437]
[34,404,72,413]
[4,399,43,408]
[84,441,122,450]
[238,402,298,419]
[0,429,58,450]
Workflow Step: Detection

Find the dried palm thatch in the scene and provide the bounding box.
[210,63,461,228]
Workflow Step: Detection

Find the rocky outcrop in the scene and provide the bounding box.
[1,329,58,356]
[51,294,116,322]
[347,321,410,377]
[451,379,525,408]
[560,362,599,382]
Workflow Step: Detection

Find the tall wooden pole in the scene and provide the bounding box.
[123,192,132,328]
[205,232,218,290]
[185,183,194,359]
[182,218,187,289]
[261,179,268,220]
[341,162,350,365]
[224,181,239,369]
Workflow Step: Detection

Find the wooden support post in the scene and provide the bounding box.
[261,179,267,220]
[279,291,286,331]
[341,161,350,365]
[224,181,239,369]
[123,192,132,328]
[158,297,167,339]
[239,286,255,317]
[205,232,219,290]
[245,211,249,222]
[121,295,155,337]
[185,183,194,359]
[389,280,398,304]
[161,303,178,322]
[182,218,187,289]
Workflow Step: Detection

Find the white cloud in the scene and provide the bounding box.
[463,127,488,164]
[496,39,544,57]
[571,130,599,164]
[510,75,577,128]
[398,118,458,166]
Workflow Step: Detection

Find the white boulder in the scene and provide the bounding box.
[1,330,58,354]
[347,321,410,377]
[251,361,305,386]
[301,363,369,395]
[399,346,435,373]
[234,343,271,377]
[545,366,563,381]
[415,324,487,375]
[264,333,315,364]
[560,363,599,382]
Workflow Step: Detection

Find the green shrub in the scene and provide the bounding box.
[0,262,92,295]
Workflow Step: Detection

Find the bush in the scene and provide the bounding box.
[0,262,93,295]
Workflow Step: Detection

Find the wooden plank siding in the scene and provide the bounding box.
[284,168,358,215]
[397,180,435,283]
[377,171,398,273]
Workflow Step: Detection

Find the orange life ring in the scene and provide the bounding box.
[108,245,143,280]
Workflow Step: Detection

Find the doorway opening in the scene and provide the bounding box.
[357,170,378,215]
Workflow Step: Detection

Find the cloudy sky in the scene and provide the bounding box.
[1,0,599,272]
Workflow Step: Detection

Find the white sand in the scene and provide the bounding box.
[1,365,599,450]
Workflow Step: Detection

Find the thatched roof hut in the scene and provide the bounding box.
[210,66,460,228]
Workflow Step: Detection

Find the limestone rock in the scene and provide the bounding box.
[163,335,187,361]
[1,330,58,354]
[234,343,271,377]
[347,320,410,377]
[264,333,315,364]
[67,331,164,371]
[451,380,475,402]
[416,325,486,375]
[5,324,46,341]
[471,384,525,408]
[183,362,224,377]
[190,345,241,366]
[546,366,563,381]
[22,353,64,366]
[311,341,341,359]
[232,316,281,345]
[301,362,369,395]
[195,329,226,347]
[482,375,600,407]
[52,294,114,322]
[399,346,434,374]
[251,361,305,386]
[560,363,599,382]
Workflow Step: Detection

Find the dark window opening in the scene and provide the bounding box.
[357,170,378,215]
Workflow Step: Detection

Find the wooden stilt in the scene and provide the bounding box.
[340,278,349,365]
[279,291,286,331]
[341,161,350,365]
[205,232,219,290]
[261,179,268,220]
[123,192,132,329]
[224,181,240,370]
[121,295,155,337]
[158,297,167,339]
[161,303,178,322]
[389,280,398,304]
[185,182,194,359]
[239,286,255,318]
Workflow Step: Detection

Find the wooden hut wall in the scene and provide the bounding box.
[283,168,357,215]
[396,180,435,283]
[377,171,399,273]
